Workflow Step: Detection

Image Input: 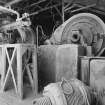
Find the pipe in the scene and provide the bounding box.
[5,0,23,7]
[24,0,47,9]
[0,6,20,18]
[62,0,65,23]
[71,4,96,13]
[0,1,6,4]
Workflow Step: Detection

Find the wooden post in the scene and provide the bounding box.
[1,46,6,91]
[17,45,23,99]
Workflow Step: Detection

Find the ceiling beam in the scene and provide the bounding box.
[5,0,23,7]
[0,1,6,4]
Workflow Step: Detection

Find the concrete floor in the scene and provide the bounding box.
[0,85,42,105]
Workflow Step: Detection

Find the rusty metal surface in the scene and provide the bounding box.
[80,57,105,84]
[38,44,85,89]
[80,57,105,104]
[90,60,105,91]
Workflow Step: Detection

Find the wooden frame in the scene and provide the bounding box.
[0,44,37,99]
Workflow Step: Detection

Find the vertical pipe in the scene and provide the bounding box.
[32,45,38,96]
[62,0,64,23]
[36,26,39,48]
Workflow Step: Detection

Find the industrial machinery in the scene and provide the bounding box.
[39,12,105,105]
[49,13,105,56]
[0,6,36,44]
[1,1,105,105]
[0,6,37,99]
[34,79,97,105]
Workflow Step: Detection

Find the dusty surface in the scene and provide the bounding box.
[0,85,42,105]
